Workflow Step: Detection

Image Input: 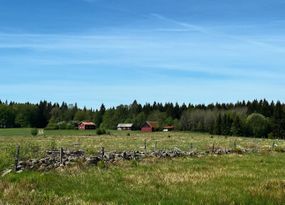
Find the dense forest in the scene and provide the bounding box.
[0,99,284,139]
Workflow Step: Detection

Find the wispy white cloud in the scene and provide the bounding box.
[1,28,285,83]
[150,13,208,33]
[1,1,285,106]
[1,14,285,107]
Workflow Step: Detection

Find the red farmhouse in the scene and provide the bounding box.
[78,121,96,130]
[141,121,159,132]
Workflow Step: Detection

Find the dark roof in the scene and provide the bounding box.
[163,125,175,129]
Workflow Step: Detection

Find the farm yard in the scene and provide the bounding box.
[2,0,285,204]
[1,129,285,204]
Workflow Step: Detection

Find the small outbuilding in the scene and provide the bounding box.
[163,125,175,132]
[117,123,134,131]
[141,121,159,132]
[78,121,96,130]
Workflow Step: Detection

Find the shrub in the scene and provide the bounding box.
[96,128,106,135]
[31,128,38,136]
[66,122,75,130]
[57,121,67,130]
[246,113,269,138]
[268,132,274,139]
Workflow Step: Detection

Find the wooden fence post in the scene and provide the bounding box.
[272,141,276,150]
[154,141,157,152]
[212,143,215,153]
[101,147,105,159]
[15,145,20,171]
[233,140,237,149]
[144,139,147,153]
[60,147,64,164]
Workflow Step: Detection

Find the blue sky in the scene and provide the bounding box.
[1,0,285,108]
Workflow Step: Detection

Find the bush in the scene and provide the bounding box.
[31,128,38,136]
[96,128,106,135]
[246,113,269,138]
[57,121,67,129]
[268,132,274,139]
[66,122,75,130]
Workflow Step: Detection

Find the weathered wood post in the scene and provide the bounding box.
[101,147,105,159]
[15,145,20,171]
[233,140,237,149]
[60,147,64,164]
[144,139,147,153]
[272,141,276,150]
[154,141,158,152]
[212,143,215,153]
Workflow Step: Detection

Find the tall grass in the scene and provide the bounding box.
[0,130,285,204]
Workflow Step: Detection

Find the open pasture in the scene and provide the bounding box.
[0,129,285,204]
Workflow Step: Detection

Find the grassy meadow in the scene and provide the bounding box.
[0,129,285,204]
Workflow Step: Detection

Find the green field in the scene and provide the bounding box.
[1,129,285,205]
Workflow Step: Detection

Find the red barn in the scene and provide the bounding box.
[78,121,96,130]
[141,121,159,132]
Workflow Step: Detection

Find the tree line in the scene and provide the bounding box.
[0,99,284,139]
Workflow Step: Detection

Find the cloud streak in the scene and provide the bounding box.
[1,1,285,107]
[1,27,285,83]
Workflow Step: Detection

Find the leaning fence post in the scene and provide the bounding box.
[60,147,64,164]
[15,145,20,171]
[144,139,147,153]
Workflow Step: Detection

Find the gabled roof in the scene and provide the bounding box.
[80,121,96,126]
[145,121,159,129]
[163,125,175,129]
[117,123,133,128]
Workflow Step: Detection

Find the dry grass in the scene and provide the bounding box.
[1,130,285,204]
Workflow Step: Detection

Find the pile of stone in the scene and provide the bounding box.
[91,147,248,165]
[16,149,85,171]
[12,146,254,172]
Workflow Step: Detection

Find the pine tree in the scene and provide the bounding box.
[231,115,242,136]
[272,102,285,139]
[214,114,222,135]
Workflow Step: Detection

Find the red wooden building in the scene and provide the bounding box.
[78,121,96,130]
[141,121,159,132]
